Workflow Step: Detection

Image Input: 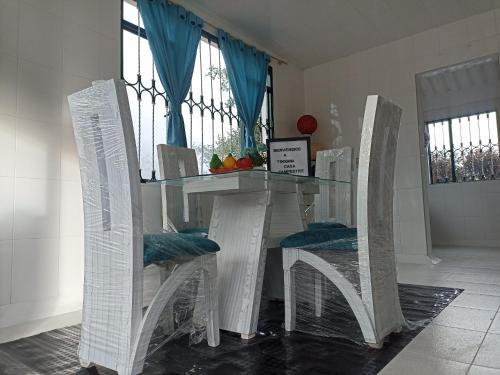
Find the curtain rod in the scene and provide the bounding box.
[129,0,287,65]
[201,19,287,65]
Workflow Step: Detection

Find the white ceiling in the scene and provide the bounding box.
[416,54,500,121]
[177,0,500,68]
[417,55,500,97]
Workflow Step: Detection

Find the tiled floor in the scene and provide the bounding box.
[0,284,457,375]
[380,247,500,375]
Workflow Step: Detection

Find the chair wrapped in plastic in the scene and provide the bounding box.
[157,144,212,237]
[68,79,220,375]
[281,95,405,348]
[308,146,353,231]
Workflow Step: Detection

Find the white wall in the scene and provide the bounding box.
[0,0,121,341]
[416,55,500,249]
[429,181,500,248]
[303,10,500,262]
[271,61,305,137]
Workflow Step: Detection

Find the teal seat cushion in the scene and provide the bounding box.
[307,222,347,231]
[281,228,358,251]
[178,227,209,237]
[143,233,220,266]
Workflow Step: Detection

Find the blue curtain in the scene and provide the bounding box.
[218,30,270,149]
[138,0,203,147]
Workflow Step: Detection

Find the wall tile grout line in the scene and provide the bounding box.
[9,0,22,308]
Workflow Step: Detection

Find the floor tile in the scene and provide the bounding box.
[404,324,485,363]
[432,306,496,332]
[474,333,500,369]
[378,350,468,375]
[390,247,500,373]
[450,293,500,311]
[444,273,500,285]
[469,365,500,375]
[489,313,500,335]
[454,283,500,297]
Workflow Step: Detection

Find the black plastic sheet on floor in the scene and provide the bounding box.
[0,284,462,375]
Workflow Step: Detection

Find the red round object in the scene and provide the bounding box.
[297,115,318,134]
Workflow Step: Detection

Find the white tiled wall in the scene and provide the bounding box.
[429,181,500,247]
[270,61,305,137]
[302,9,500,262]
[0,240,12,307]
[0,0,120,334]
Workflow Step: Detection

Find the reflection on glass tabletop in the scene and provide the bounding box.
[147,169,350,187]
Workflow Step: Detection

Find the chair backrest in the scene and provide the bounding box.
[68,79,143,368]
[314,147,353,226]
[357,95,402,336]
[157,144,212,230]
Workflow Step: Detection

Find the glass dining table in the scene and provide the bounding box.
[150,170,350,339]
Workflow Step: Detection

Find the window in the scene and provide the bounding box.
[121,1,274,180]
[426,111,500,183]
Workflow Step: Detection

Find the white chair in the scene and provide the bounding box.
[281,95,405,348]
[157,144,213,235]
[68,79,220,375]
[309,147,353,229]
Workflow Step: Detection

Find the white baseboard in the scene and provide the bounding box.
[0,296,82,328]
[396,253,432,264]
[433,241,500,249]
[0,310,82,344]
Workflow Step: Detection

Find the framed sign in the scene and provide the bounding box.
[266,137,311,176]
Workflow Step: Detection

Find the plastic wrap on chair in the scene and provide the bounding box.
[282,96,409,348]
[68,79,219,374]
[313,147,353,226]
[288,239,432,346]
[156,144,214,233]
[144,265,207,350]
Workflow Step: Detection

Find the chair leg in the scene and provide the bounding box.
[157,302,175,335]
[295,249,380,347]
[314,272,323,318]
[283,250,298,332]
[202,255,220,347]
[368,342,383,349]
[284,267,296,332]
[283,250,297,332]
[79,358,92,368]
[157,264,175,335]
[191,276,204,332]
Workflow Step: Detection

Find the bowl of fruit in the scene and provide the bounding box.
[209,153,253,174]
[209,147,267,174]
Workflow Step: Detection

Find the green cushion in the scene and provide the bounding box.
[178,227,209,237]
[307,222,347,231]
[281,228,358,251]
[143,233,220,266]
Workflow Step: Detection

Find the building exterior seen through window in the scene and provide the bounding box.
[121,1,274,180]
[426,111,500,183]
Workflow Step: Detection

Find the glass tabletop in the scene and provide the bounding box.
[146,169,350,187]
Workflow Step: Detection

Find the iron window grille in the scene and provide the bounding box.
[121,1,274,181]
[426,111,500,184]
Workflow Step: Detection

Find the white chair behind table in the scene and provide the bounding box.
[281,95,405,348]
[157,144,213,234]
[313,147,353,227]
[304,147,353,316]
[68,79,219,375]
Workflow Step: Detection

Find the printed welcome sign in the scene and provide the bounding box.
[267,137,311,176]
